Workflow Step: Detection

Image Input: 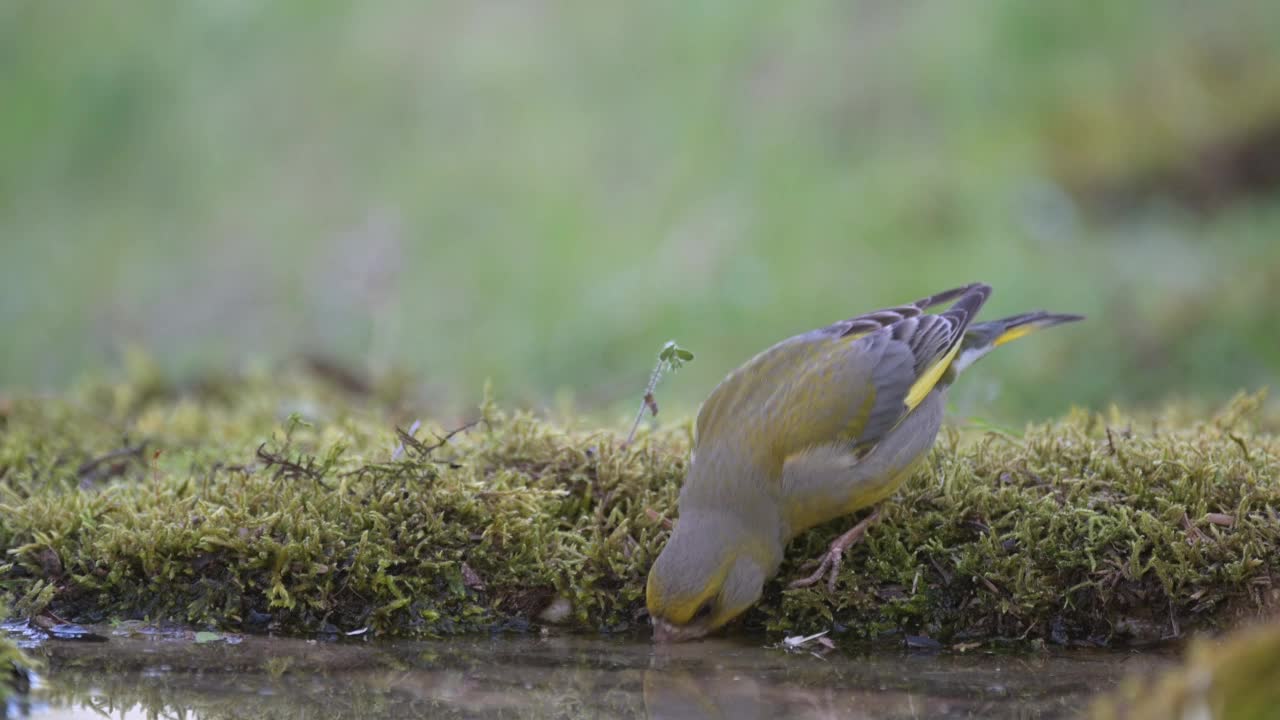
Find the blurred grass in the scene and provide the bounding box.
[3,1,1279,421]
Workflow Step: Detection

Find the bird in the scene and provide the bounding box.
[646,283,1082,642]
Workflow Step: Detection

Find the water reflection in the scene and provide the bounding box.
[5,627,1171,719]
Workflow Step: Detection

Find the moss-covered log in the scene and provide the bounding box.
[1,369,1277,643]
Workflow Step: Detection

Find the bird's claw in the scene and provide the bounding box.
[787,509,882,593]
[788,547,845,592]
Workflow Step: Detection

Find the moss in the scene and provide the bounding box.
[1091,617,1280,720]
[0,367,1277,642]
[770,393,1280,644]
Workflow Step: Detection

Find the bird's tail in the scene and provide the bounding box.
[947,310,1084,376]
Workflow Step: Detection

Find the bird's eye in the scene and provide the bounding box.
[693,600,714,622]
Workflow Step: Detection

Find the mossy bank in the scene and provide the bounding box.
[1,368,1277,644]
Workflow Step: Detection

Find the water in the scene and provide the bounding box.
[5,626,1171,719]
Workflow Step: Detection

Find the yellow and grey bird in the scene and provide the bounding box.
[646,283,1082,642]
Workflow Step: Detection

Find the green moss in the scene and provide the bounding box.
[770,393,1280,643]
[1,369,1277,642]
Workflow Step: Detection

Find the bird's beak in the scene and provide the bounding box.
[652,616,709,643]
[651,617,674,643]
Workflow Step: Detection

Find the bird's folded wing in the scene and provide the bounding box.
[695,285,989,473]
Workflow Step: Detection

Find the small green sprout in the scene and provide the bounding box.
[658,341,695,367]
[625,341,695,446]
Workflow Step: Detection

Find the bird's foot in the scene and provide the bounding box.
[788,509,882,593]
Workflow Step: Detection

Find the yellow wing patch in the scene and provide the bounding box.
[903,341,961,411]
[993,323,1037,347]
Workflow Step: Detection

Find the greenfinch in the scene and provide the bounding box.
[646,283,1082,641]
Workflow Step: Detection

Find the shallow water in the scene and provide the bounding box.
[6,625,1172,719]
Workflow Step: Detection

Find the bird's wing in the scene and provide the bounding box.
[694,284,990,472]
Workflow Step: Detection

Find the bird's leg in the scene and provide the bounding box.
[788,509,882,593]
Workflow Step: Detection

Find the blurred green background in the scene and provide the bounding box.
[3,1,1279,421]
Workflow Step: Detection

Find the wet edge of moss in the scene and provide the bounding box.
[0,367,1277,645]
[0,596,34,701]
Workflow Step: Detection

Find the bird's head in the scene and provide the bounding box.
[646,510,776,642]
